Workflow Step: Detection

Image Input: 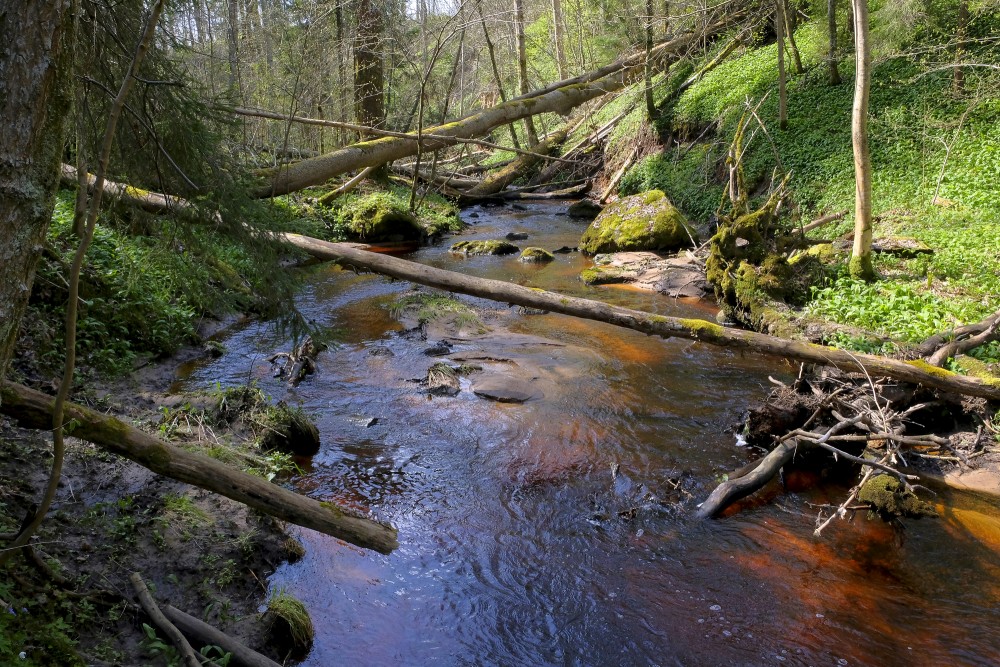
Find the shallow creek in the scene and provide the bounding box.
[177,203,1000,666]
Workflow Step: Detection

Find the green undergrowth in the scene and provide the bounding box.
[23,190,321,378]
[621,13,1000,360]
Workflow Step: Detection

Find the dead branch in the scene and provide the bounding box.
[129,573,202,667]
[161,604,281,667]
[0,381,398,553]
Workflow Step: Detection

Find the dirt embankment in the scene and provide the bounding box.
[0,346,307,665]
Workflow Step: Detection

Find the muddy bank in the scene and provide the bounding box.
[0,350,310,664]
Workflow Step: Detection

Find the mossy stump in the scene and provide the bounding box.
[579,190,695,255]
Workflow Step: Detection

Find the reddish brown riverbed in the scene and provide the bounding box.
[178,203,1000,666]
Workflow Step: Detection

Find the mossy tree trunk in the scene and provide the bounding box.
[0,0,74,390]
[463,126,568,197]
[849,0,875,280]
[277,234,1000,402]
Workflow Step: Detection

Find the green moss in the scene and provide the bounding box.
[580,266,632,285]
[905,359,959,379]
[579,190,695,255]
[680,318,725,340]
[848,253,877,281]
[519,247,555,263]
[858,475,937,520]
[450,240,520,255]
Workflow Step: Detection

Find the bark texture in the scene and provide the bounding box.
[849,0,874,280]
[0,381,399,553]
[0,0,74,388]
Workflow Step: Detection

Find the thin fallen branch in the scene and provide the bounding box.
[317,166,378,206]
[913,307,1000,358]
[129,573,202,667]
[161,604,281,667]
[800,210,847,233]
[0,381,398,554]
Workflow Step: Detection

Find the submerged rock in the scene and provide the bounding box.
[506,232,529,240]
[450,240,520,256]
[472,377,542,403]
[579,190,696,255]
[520,247,555,263]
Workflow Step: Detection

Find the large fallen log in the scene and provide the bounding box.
[0,381,398,554]
[254,15,741,198]
[57,170,1000,401]
[278,235,1000,401]
[463,126,569,197]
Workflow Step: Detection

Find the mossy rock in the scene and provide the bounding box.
[580,265,634,285]
[520,247,555,263]
[450,240,520,256]
[579,190,696,255]
[336,192,424,241]
[858,474,938,521]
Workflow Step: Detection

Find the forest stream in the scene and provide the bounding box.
[174,203,1000,666]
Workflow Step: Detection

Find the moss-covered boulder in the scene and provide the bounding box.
[578,190,695,255]
[520,247,555,263]
[450,240,520,256]
[334,191,425,241]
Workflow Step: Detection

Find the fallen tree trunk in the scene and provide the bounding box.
[162,604,281,667]
[277,236,1000,401]
[59,170,1000,401]
[254,18,739,198]
[130,573,202,667]
[463,126,569,197]
[61,163,196,216]
[0,381,398,553]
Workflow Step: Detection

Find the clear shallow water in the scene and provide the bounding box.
[178,202,1000,666]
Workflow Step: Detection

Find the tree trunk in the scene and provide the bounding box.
[827,0,842,85]
[552,0,568,78]
[474,0,522,150]
[161,605,282,667]
[954,0,968,95]
[463,127,569,196]
[0,0,74,389]
[0,381,399,553]
[514,0,539,145]
[276,236,1000,401]
[645,0,656,118]
[354,0,385,131]
[255,25,725,197]
[783,0,804,74]
[849,0,875,280]
[776,0,788,130]
[227,0,241,94]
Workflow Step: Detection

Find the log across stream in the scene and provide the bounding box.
[174,203,1000,665]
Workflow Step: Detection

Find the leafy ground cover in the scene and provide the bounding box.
[622,14,1000,363]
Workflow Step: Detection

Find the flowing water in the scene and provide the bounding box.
[177,203,1000,666]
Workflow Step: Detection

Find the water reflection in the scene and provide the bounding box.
[177,202,1000,666]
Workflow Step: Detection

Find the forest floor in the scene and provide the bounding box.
[0,340,309,666]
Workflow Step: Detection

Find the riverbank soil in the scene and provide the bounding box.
[0,366,304,665]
